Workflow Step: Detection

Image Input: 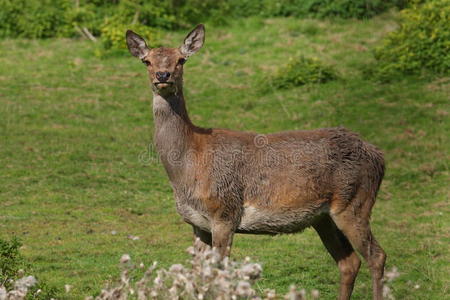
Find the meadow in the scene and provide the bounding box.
[0,13,449,299]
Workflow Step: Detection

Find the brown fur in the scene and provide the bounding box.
[126,25,387,300]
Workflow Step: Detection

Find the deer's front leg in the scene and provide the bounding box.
[212,221,234,257]
[193,225,212,252]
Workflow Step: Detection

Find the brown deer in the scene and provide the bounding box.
[126,24,387,300]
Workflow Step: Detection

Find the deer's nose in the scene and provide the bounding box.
[156,71,171,82]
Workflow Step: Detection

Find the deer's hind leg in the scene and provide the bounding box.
[330,208,386,300]
[314,215,361,300]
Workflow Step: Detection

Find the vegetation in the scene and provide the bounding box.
[0,0,413,56]
[86,241,308,300]
[253,0,406,19]
[371,0,450,80]
[99,18,160,52]
[0,0,406,39]
[0,7,448,300]
[0,238,59,299]
[0,237,23,288]
[2,241,399,300]
[269,56,338,89]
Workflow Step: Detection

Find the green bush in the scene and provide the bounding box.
[0,237,23,286]
[0,0,73,38]
[174,0,230,26]
[227,0,406,19]
[0,237,59,298]
[371,0,450,80]
[0,0,408,40]
[269,56,338,89]
[304,0,405,19]
[0,0,168,39]
[100,17,161,51]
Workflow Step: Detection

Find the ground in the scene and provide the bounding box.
[0,13,449,299]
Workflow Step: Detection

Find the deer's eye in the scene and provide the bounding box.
[178,58,186,65]
[142,59,151,66]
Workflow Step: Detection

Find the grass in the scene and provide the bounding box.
[0,13,449,299]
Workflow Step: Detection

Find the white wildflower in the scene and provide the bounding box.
[169,264,184,273]
[285,286,310,300]
[202,266,213,278]
[240,263,262,280]
[235,281,254,297]
[14,275,37,291]
[84,242,326,300]
[265,289,277,299]
[168,285,178,298]
[299,288,307,298]
[120,254,131,264]
[384,266,400,282]
[383,285,395,300]
[150,290,158,297]
[0,287,7,300]
[153,274,163,287]
[186,246,196,256]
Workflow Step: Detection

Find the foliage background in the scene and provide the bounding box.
[0,0,407,38]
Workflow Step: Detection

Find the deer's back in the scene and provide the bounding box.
[176,127,384,234]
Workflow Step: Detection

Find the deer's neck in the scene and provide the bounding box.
[152,90,194,176]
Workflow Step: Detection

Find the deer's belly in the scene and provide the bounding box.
[177,202,328,235]
[237,205,328,234]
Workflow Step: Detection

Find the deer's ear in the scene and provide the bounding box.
[180,24,205,57]
[126,30,149,60]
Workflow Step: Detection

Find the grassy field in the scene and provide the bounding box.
[1,14,449,299]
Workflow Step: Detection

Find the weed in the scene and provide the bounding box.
[268,56,338,89]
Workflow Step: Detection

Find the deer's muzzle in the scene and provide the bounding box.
[156,71,171,82]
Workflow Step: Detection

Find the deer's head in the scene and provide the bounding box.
[126,24,205,95]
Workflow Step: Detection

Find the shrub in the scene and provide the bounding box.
[100,17,161,51]
[0,0,408,40]
[227,0,406,19]
[0,237,59,299]
[371,0,450,80]
[85,240,321,300]
[0,0,73,39]
[0,275,38,300]
[95,1,164,55]
[269,56,338,89]
[61,2,102,37]
[304,0,405,19]
[0,0,167,40]
[0,239,400,299]
[174,0,230,27]
[0,237,23,287]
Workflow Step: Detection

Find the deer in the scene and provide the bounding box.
[126,24,387,300]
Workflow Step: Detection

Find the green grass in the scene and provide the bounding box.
[1,13,449,299]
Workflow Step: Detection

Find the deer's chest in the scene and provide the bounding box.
[172,175,216,232]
